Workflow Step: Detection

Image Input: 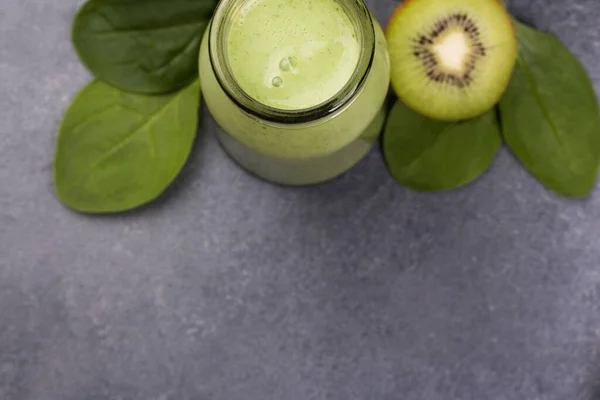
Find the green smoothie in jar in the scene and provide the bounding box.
[199,0,390,185]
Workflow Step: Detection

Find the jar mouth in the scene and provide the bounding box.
[208,0,376,125]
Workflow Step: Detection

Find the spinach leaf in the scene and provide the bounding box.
[383,101,502,192]
[54,79,201,213]
[499,21,600,198]
[72,0,217,94]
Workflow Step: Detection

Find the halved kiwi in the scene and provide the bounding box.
[386,0,517,121]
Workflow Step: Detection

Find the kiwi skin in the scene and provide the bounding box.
[385,1,410,34]
[385,0,518,121]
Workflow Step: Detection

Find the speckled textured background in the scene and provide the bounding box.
[1,0,600,399]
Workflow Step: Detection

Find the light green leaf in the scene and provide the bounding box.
[72,0,217,94]
[499,21,600,198]
[383,101,501,191]
[54,79,201,213]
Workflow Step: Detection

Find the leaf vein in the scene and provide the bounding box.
[63,89,187,192]
[149,28,202,75]
[66,104,123,134]
[517,56,575,172]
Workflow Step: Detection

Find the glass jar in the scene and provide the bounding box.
[199,0,390,185]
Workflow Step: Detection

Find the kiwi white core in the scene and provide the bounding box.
[435,32,469,72]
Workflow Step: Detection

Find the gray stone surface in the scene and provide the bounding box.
[1,0,600,399]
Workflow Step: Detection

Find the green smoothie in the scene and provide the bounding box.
[227,0,361,110]
[199,0,390,185]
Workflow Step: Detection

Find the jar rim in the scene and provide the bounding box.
[208,0,376,125]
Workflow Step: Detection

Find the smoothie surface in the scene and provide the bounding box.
[226,0,361,110]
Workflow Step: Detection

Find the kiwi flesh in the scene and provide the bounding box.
[386,0,517,121]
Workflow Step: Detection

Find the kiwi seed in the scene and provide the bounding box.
[411,13,486,89]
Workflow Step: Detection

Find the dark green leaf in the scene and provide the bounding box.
[54,79,201,213]
[499,21,600,198]
[383,101,501,191]
[72,0,217,94]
